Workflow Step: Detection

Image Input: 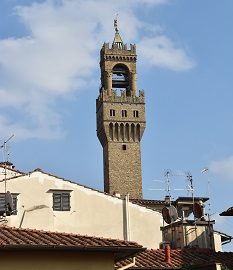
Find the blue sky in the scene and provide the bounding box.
[0,0,233,250]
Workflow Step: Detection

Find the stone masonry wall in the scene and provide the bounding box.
[103,142,143,199]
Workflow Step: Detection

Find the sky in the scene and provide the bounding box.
[0,0,233,250]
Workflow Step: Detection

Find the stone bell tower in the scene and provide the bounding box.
[96,20,145,199]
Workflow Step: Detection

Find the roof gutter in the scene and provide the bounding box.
[117,257,136,270]
[0,245,144,261]
[0,245,142,252]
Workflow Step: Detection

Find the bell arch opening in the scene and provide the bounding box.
[112,64,130,96]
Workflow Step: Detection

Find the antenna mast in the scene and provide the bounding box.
[1,134,14,162]
[164,170,172,205]
[201,168,211,215]
[0,134,14,217]
[186,172,194,202]
[201,167,213,249]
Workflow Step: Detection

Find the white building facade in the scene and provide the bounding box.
[0,169,162,249]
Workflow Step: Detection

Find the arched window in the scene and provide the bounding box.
[125,123,130,141]
[120,123,124,141]
[115,123,119,141]
[109,123,113,140]
[136,124,140,141]
[131,124,135,141]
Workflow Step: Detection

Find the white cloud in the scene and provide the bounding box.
[210,156,233,180]
[129,0,169,5]
[0,0,194,140]
[138,36,195,71]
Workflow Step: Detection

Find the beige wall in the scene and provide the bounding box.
[0,171,162,248]
[213,233,223,252]
[0,251,113,270]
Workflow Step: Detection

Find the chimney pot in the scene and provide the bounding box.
[165,244,171,264]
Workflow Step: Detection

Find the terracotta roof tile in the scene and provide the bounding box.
[116,248,233,269]
[0,226,143,250]
[130,199,166,206]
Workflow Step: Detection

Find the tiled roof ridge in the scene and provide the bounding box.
[2,168,160,212]
[0,225,143,248]
[130,197,210,207]
[152,247,233,253]
[130,199,166,204]
[148,247,214,253]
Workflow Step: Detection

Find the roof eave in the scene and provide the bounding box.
[0,245,145,262]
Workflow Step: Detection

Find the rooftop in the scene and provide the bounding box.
[0,162,25,175]
[0,226,144,261]
[116,248,233,269]
[220,206,233,216]
[1,168,161,213]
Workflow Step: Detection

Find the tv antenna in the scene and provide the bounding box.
[1,134,14,163]
[149,169,173,205]
[186,172,194,197]
[150,170,179,224]
[173,172,194,194]
[150,169,189,202]
[181,172,195,215]
[201,168,211,212]
[0,134,14,219]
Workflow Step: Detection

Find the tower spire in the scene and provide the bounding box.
[112,18,123,49]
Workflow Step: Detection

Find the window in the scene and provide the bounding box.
[122,110,127,117]
[133,110,139,117]
[53,192,70,211]
[0,193,18,215]
[122,144,127,150]
[110,109,115,117]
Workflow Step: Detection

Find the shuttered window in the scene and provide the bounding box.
[53,192,70,211]
[0,193,18,215]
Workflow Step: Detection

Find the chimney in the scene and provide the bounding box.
[0,161,14,170]
[165,244,171,264]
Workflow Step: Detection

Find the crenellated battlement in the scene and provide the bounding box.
[97,88,144,106]
[100,42,136,61]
